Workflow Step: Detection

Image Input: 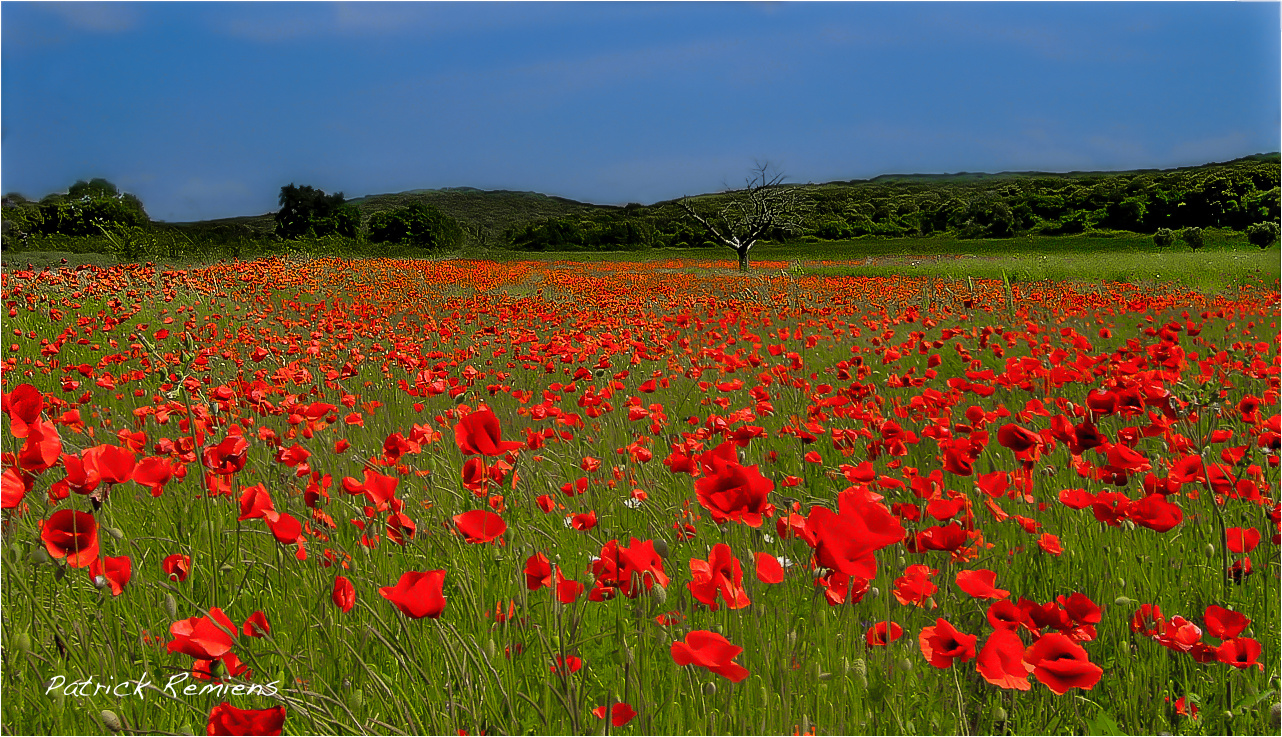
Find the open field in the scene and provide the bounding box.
[1,255,1278,735]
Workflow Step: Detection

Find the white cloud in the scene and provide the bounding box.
[41,2,139,33]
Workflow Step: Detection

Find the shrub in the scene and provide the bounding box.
[1246,221,1279,249]
[367,202,465,250]
[1153,228,1176,247]
[1179,227,1204,251]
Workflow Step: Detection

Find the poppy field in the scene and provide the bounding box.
[1,255,1278,736]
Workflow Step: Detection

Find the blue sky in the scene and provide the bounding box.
[3,2,1279,222]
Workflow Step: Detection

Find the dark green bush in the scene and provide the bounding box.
[367,202,465,250]
[1246,221,1279,248]
[1179,227,1205,251]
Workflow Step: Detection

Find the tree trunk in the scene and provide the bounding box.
[737,247,750,272]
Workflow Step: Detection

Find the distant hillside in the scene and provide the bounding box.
[344,188,613,247]
[156,188,613,248]
[6,153,1277,254]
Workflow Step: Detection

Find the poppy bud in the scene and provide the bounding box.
[653,539,670,559]
[801,715,811,735]
[650,583,667,605]
[896,657,913,673]
[220,563,234,573]
[105,527,125,541]
[786,630,796,648]
[1117,577,1125,589]
[485,638,497,662]
[29,547,51,566]
[868,587,880,600]
[850,658,867,688]
[1269,703,1280,731]
[92,575,109,590]
[101,710,122,732]
[896,555,906,568]
[992,706,1007,723]
[349,688,364,711]
[14,631,31,655]
[702,682,717,697]
[1205,543,1218,558]
[1114,596,1133,607]
[163,593,178,620]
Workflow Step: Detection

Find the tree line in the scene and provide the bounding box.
[508,156,1280,251]
[3,155,1278,255]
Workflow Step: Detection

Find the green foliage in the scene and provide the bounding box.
[275,184,359,239]
[16,179,150,239]
[1153,228,1176,247]
[509,212,657,251]
[367,202,465,250]
[1179,226,1205,251]
[1245,221,1279,248]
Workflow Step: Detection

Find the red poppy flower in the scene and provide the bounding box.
[18,420,62,474]
[551,655,583,674]
[1225,527,1261,554]
[132,456,174,497]
[591,538,669,598]
[1127,493,1183,533]
[524,553,553,590]
[380,570,447,619]
[592,703,637,727]
[694,442,776,527]
[893,564,938,607]
[83,444,136,486]
[987,600,1025,631]
[206,703,286,736]
[688,543,750,611]
[41,510,100,568]
[808,493,904,579]
[203,434,249,475]
[461,457,489,493]
[163,553,192,582]
[1203,605,1250,640]
[237,483,275,521]
[1037,533,1063,556]
[1130,603,1165,637]
[976,629,1032,691]
[754,552,785,584]
[1215,637,1262,670]
[955,569,1010,600]
[866,621,904,647]
[242,611,270,638]
[89,555,132,596]
[918,618,977,668]
[3,383,44,439]
[555,567,585,604]
[670,630,750,682]
[332,576,356,612]
[916,523,970,553]
[454,407,523,457]
[1023,633,1103,694]
[453,509,507,544]
[168,608,237,660]
[2,466,30,510]
[996,423,1044,462]
[193,652,252,682]
[265,511,303,546]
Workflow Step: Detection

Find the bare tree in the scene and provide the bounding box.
[679,162,809,272]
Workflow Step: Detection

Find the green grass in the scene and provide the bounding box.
[2,257,1277,735]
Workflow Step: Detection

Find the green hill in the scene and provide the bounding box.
[4,154,1278,256]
